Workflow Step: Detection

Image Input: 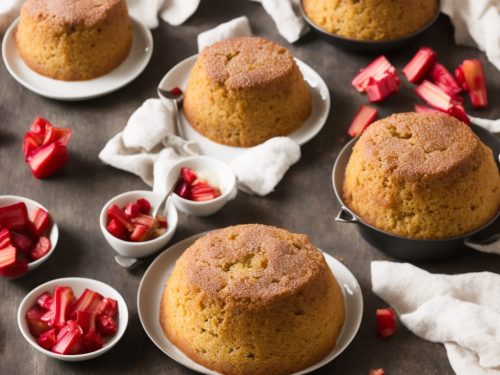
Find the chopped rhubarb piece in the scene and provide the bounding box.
[95,298,118,318]
[97,314,118,337]
[429,63,462,97]
[369,369,385,375]
[0,245,17,269]
[30,236,51,261]
[30,207,51,237]
[30,117,51,135]
[25,305,52,336]
[107,219,128,240]
[0,228,11,248]
[456,59,488,108]
[52,321,83,355]
[376,308,397,338]
[53,127,72,146]
[42,124,55,146]
[81,330,104,353]
[191,193,217,202]
[352,56,393,92]
[454,65,467,91]
[22,132,43,158]
[131,214,156,228]
[0,202,29,230]
[446,104,470,125]
[402,47,437,83]
[190,185,217,195]
[180,167,197,184]
[41,306,55,326]
[53,286,75,329]
[175,181,191,199]
[124,202,140,219]
[26,141,70,179]
[130,224,151,242]
[156,214,168,229]
[365,71,400,102]
[414,104,442,114]
[348,105,378,137]
[71,288,103,318]
[136,198,152,214]
[76,310,97,333]
[37,328,57,350]
[0,257,28,277]
[11,231,33,253]
[107,204,134,232]
[36,292,53,310]
[169,86,183,96]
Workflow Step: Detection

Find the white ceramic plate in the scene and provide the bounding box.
[137,232,363,375]
[2,17,153,101]
[158,55,331,162]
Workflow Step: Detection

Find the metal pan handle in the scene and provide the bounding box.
[335,207,359,223]
[464,234,500,254]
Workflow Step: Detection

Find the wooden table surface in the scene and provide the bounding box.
[1,2,499,374]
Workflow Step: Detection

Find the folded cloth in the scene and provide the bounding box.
[0,0,21,34]
[440,0,500,72]
[198,16,252,51]
[250,0,308,43]
[372,261,500,375]
[230,137,301,196]
[126,0,200,29]
[470,115,500,134]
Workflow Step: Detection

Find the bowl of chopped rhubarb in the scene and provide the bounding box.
[18,277,128,361]
[100,191,178,259]
[0,195,58,278]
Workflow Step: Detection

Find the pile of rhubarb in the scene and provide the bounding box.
[23,117,72,179]
[0,202,52,278]
[26,286,118,354]
[106,198,167,242]
[348,47,488,136]
[175,167,221,202]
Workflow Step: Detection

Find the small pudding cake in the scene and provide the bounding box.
[16,0,132,81]
[183,37,312,147]
[343,113,500,239]
[161,224,345,375]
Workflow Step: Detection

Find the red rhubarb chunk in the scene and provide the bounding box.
[155,214,168,229]
[376,308,397,338]
[130,224,151,242]
[414,104,442,114]
[107,219,128,240]
[53,127,72,146]
[136,198,152,214]
[352,56,392,92]
[30,207,51,237]
[22,132,43,158]
[124,202,140,219]
[0,228,12,248]
[0,202,29,230]
[0,245,17,269]
[402,47,437,84]
[131,214,156,229]
[95,297,118,318]
[76,310,97,333]
[366,70,400,102]
[36,292,53,310]
[53,286,76,329]
[26,305,52,337]
[369,369,385,375]
[52,321,83,355]
[415,80,455,111]
[26,141,70,179]
[107,204,134,232]
[175,181,191,199]
[37,328,57,350]
[30,117,51,135]
[169,86,183,96]
[181,167,198,184]
[0,257,28,278]
[97,314,118,336]
[429,63,462,97]
[458,59,488,108]
[30,236,51,261]
[71,288,103,318]
[348,105,378,137]
[11,231,34,253]
[81,330,104,353]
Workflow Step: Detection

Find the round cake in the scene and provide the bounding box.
[303,0,437,41]
[343,113,500,239]
[161,224,345,375]
[16,0,132,81]
[183,37,312,147]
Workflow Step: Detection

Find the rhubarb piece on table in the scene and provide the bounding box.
[37,328,57,350]
[0,202,29,230]
[348,105,378,137]
[30,207,51,237]
[30,236,51,261]
[365,71,400,102]
[369,369,385,375]
[402,47,437,84]
[428,63,461,97]
[26,142,70,179]
[455,59,488,108]
[376,308,396,338]
[352,56,393,92]
[414,104,441,114]
[26,305,52,337]
[53,286,75,329]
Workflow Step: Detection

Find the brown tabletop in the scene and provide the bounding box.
[1,1,499,374]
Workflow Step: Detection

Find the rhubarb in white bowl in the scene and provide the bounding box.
[0,195,58,278]
[166,156,237,217]
[17,277,128,361]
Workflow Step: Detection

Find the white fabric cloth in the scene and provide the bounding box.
[470,116,500,134]
[251,0,308,43]
[198,16,252,51]
[372,261,500,375]
[126,0,200,29]
[0,0,21,34]
[440,0,500,72]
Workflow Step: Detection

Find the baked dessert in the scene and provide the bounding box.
[161,224,345,375]
[16,0,132,81]
[183,37,312,147]
[303,0,437,41]
[343,113,500,239]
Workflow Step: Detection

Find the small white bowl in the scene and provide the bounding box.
[18,277,128,361]
[99,190,178,258]
[0,195,59,276]
[166,156,237,217]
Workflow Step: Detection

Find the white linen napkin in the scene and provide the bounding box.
[126,0,200,29]
[372,261,500,375]
[198,16,252,51]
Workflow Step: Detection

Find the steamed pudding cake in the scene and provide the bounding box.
[160,224,345,375]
